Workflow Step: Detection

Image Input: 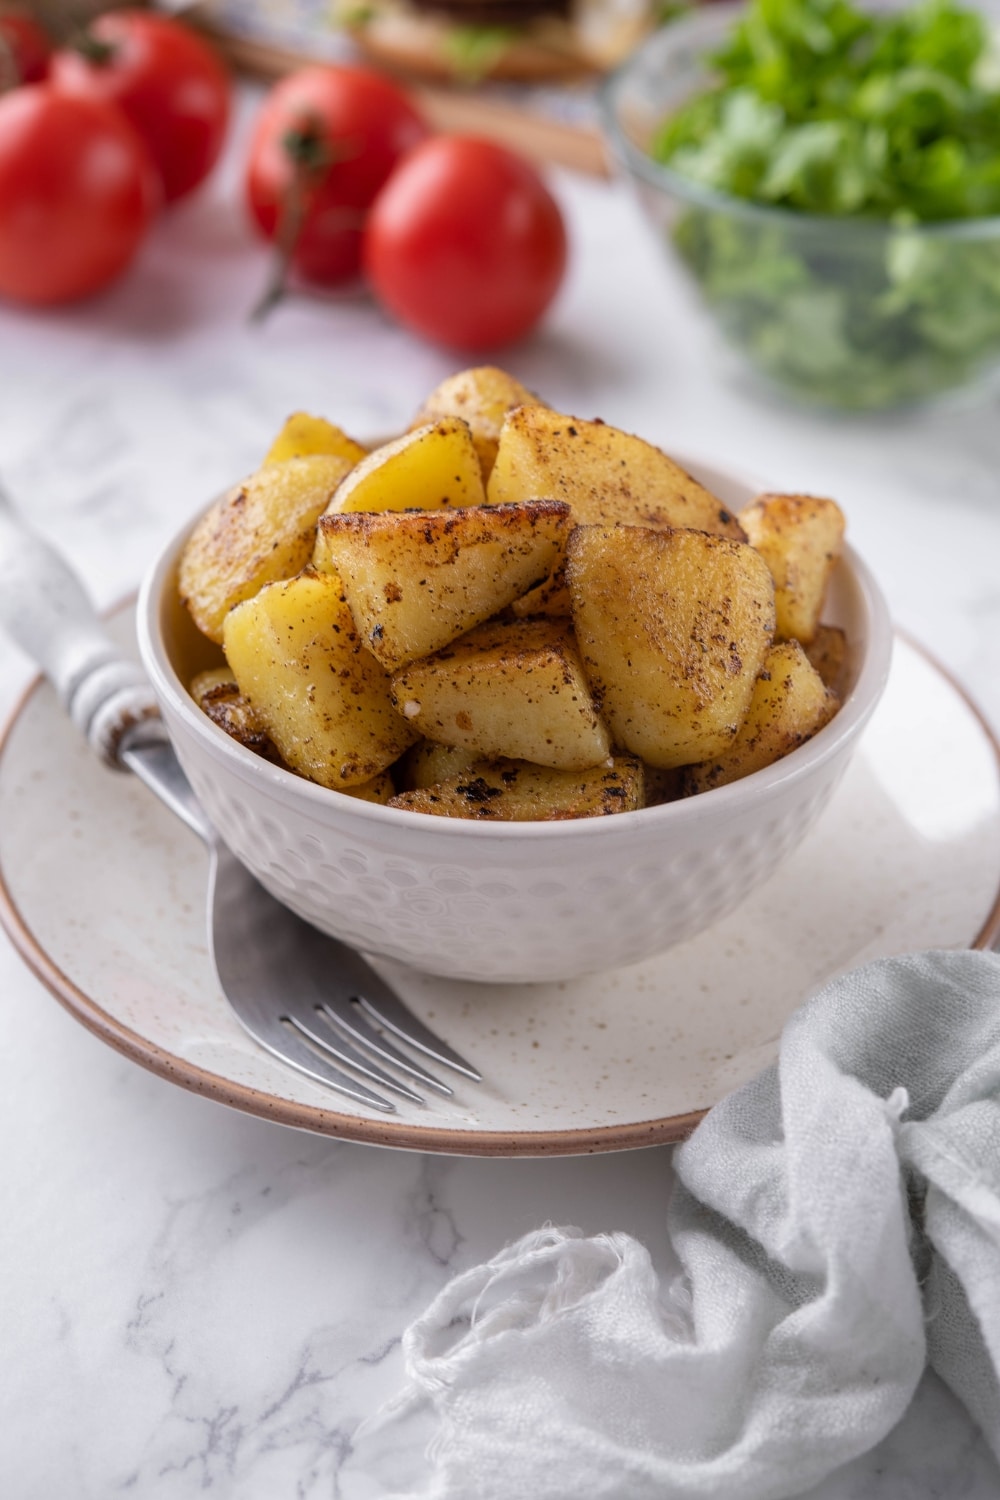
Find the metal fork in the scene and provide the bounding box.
[0,486,480,1114]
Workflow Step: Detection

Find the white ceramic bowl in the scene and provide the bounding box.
[136,457,892,984]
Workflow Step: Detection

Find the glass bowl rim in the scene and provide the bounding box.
[599,6,1000,244]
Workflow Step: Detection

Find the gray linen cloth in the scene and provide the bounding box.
[373,950,1000,1498]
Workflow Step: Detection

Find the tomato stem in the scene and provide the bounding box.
[250,178,309,324]
[282,119,337,176]
[249,203,367,323]
[249,114,358,325]
[0,34,17,93]
[70,29,117,67]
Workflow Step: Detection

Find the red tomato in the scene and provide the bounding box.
[246,65,428,286]
[0,85,157,306]
[363,136,567,351]
[0,11,51,88]
[50,10,229,204]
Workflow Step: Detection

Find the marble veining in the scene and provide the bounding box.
[2,84,1000,1500]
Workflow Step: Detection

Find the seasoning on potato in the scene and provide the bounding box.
[222,569,417,788]
[388,756,646,821]
[410,366,545,480]
[176,367,849,821]
[390,618,611,771]
[566,524,775,769]
[681,642,839,794]
[314,499,570,671]
[179,455,354,643]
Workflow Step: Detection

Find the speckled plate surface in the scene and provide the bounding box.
[1,609,998,1156]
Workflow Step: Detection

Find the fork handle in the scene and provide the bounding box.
[0,482,160,766]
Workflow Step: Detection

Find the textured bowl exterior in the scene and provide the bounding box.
[137,459,892,983]
[149,726,847,982]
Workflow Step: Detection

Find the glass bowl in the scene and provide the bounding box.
[600,7,1000,412]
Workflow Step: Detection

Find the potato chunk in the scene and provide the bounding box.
[389,755,644,821]
[643,765,684,807]
[391,618,611,771]
[411,367,545,479]
[399,742,479,791]
[804,623,849,696]
[179,455,353,643]
[509,566,572,620]
[341,770,396,804]
[567,525,775,769]
[488,406,747,540]
[314,500,569,671]
[683,642,839,793]
[263,412,366,468]
[326,417,485,515]
[189,668,284,765]
[739,493,845,646]
[222,570,416,788]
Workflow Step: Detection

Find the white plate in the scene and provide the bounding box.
[1,608,998,1156]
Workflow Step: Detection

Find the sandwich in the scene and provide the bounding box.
[337,0,652,83]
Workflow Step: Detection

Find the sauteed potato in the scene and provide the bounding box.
[390,617,611,771]
[263,412,367,469]
[314,499,570,671]
[487,405,747,539]
[805,623,849,696]
[389,755,646,821]
[566,524,775,769]
[177,368,849,820]
[222,570,416,788]
[410,366,545,479]
[739,493,845,646]
[179,454,353,643]
[682,642,838,793]
[327,417,485,515]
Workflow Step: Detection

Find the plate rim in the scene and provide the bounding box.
[1,616,998,1157]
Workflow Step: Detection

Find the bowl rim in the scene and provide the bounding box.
[599,3,1000,243]
[136,451,894,844]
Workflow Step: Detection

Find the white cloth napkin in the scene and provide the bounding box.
[374,949,1000,1499]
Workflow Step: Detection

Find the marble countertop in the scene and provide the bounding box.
[2,89,1000,1499]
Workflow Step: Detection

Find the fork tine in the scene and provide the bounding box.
[249,1025,397,1112]
[286,1011,426,1104]
[318,1000,454,1096]
[210,845,479,1102]
[356,991,483,1081]
[291,920,482,1081]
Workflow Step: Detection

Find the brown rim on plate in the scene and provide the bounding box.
[0,622,998,1157]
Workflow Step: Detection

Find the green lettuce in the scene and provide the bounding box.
[651,0,1000,407]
